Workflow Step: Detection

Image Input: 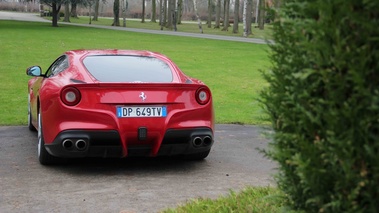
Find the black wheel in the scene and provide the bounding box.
[184,149,211,161]
[27,95,36,131]
[37,111,59,165]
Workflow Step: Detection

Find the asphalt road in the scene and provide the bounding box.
[0,11,272,44]
[0,125,275,212]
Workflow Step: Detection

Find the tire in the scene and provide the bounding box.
[184,149,211,161]
[37,111,59,165]
[27,95,36,131]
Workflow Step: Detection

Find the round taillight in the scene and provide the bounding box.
[61,87,81,106]
[196,87,211,105]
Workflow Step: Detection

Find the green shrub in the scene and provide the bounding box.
[261,0,379,212]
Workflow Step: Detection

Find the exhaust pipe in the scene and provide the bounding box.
[62,139,74,149]
[75,139,87,151]
[193,137,203,147]
[203,136,212,146]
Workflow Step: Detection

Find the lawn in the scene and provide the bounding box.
[0,20,271,126]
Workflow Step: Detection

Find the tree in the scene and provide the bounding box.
[92,0,99,21]
[63,3,70,22]
[112,0,120,26]
[40,0,63,27]
[151,0,156,22]
[261,0,379,212]
[232,0,239,33]
[142,0,145,23]
[70,0,78,18]
[221,0,230,31]
[257,0,265,29]
[176,0,183,24]
[214,0,221,28]
[207,0,212,28]
[193,0,203,33]
[165,0,173,28]
[242,0,252,36]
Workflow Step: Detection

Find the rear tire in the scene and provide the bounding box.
[38,112,59,165]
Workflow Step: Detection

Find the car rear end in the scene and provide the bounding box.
[43,51,214,159]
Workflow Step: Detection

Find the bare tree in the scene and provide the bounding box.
[243,0,252,36]
[142,0,146,23]
[193,0,203,33]
[221,0,230,31]
[214,0,221,28]
[63,3,70,22]
[207,0,212,28]
[258,0,265,29]
[112,0,120,26]
[92,0,99,21]
[71,0,78,18]
[121,0,128,26]
[166,0,175,29]
[232,0,239,33]
[177,0,183,24]
[151,0,156,22]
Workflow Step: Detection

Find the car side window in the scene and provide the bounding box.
[45,55,69,77]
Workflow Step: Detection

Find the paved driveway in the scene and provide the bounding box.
[0,125,275,212]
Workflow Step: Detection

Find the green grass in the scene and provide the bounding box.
[0,20,270,125]
[162,187,288,213]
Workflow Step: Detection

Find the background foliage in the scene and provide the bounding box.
[261,0,379,212]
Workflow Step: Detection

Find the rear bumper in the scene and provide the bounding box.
[44,128,213,158]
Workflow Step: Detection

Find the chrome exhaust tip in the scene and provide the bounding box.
[75,139,87,151]
[203,136,212,146]
[193,137,203,147]
[62,139,74,149]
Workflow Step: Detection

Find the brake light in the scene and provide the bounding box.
[61,87,81,106]
[196,87,211,105]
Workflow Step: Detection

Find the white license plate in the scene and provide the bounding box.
[117,106,167,118]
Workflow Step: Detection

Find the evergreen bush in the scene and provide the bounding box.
[261,0,379,212]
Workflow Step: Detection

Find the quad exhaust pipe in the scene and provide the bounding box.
[192,136,212,147]
[62,139,88,151]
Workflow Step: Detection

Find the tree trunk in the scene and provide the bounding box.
[258,0,265,30]
[142,0,145,23]
[177,0,182,24]
[232,0,239,33]
[246,0,252,34]
[246,0,253,35]
[93,0,99,21]
[112,0,120,26]
[166,0,174,29]
[121,0,127,27]
[243,0,247,37]
[207,0,212,28]
[151,0,156,22]
[222,0,230,31]
[70,2,78,18]
[193,0,203,33]
[52,3,61,27]
[159,0,165,30]
[163,0,167,26]
[214,0,221,28]
[63,4,70,22]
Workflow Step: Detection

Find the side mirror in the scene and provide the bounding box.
[26,66,42,77]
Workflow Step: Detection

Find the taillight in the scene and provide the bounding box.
[196,87,211,105]
[61,87,81,106]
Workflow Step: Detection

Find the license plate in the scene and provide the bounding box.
[117,106,167,118]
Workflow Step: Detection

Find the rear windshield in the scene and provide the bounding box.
[82,55,173,82]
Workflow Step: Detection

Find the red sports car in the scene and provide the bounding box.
[26,49,214,165]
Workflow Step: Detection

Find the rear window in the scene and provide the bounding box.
[82,55,173,82]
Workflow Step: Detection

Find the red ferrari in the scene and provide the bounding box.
[26,49,214,165]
